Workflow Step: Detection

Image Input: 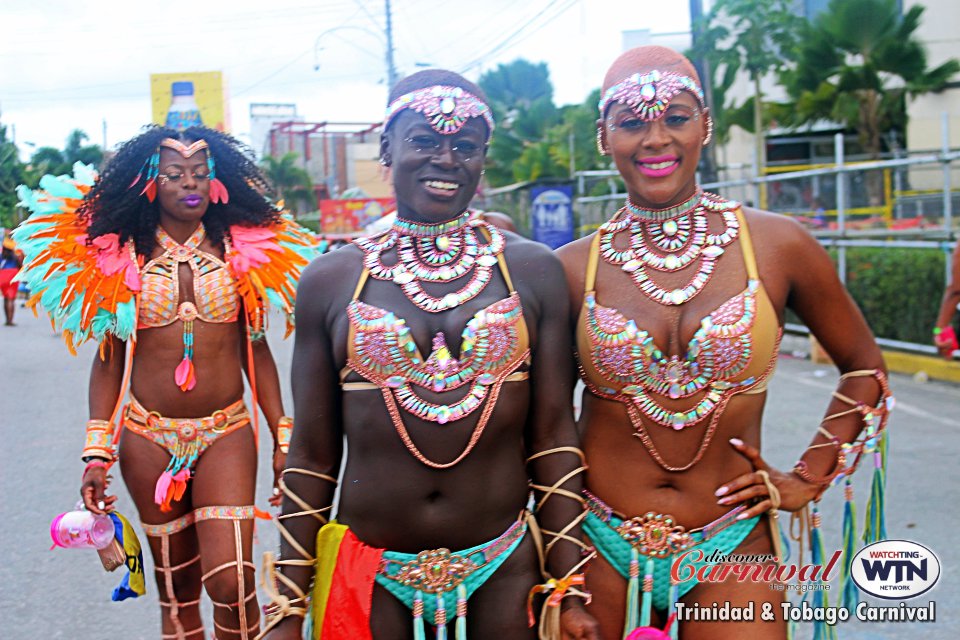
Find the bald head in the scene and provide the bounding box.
[602,46,701,94]
[388,69,488,105]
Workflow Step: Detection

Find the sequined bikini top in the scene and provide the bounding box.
[576,207,781,471]
[343,250,531,468]
[138,225,239,329]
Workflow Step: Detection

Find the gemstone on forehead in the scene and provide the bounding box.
[440,97,455,115]
[640,83,656,102]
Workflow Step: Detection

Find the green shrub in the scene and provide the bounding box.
[843,247,946,345]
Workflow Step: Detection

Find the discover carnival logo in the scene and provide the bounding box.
[851,540,941,599]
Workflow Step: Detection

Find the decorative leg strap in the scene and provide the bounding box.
[257,468,338,639]
[192,506,260,640]
[525,447,593,640]
[142,515,204,640]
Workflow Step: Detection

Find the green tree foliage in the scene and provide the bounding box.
[844,247,945,344]
[779,0,959,159]
[28,129,103,179]
[260,152,314,212]
[0,123,27,229]
[690,0,800,161]
[479,61,608,186]
[479,60,560,185]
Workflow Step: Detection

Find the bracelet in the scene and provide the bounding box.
[82,419,117,462]
[83,459,111,477]
[276,416,293,454]
[933,327,943,335]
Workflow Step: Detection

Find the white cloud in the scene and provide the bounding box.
[1,0,689,153]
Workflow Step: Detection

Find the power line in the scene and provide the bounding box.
[458,0,578,74]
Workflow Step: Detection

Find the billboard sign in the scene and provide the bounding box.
[320,198,395,235]
[150,71,229,131]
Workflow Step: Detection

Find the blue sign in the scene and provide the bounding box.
[530,185,574,249]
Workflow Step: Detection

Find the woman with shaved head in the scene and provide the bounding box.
[260,69,599,640]
[557,46,892,639]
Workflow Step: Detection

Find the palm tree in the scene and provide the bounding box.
[691,0,801,205]
[260,152,314,213]
[778,0,959,201]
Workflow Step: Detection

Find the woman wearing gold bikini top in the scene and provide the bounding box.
[261,69,599,640]
[556,46,893,640]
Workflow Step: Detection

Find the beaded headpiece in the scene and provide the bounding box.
[384,85,495,138]
[129,138,228,204]
[598,70,705,121]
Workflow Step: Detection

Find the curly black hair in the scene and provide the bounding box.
[81,125,279,256]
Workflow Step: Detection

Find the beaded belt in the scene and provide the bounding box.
[125,395,249,440]
[584,490,745,558]
[378,517,526,593]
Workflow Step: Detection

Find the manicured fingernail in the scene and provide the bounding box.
[729,438,743,446]
[97,501,105,510]
[736,512,748,520]
[717,497,730,505]
[715,486,728,497]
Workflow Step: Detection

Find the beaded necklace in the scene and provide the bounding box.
[598,191,740,305]
[355,211,506,313]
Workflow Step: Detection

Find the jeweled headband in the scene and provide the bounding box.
[384,85,495,137]
[598,70,705,121]
[129,138,228,204]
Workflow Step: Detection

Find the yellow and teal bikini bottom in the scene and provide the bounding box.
[309,514,528,640]
[583,491,759,640]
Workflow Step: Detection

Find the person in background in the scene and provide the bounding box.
[0,235,22,325]
[933,237,960,358]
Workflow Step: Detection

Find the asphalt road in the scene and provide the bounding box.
[1,308,957,639]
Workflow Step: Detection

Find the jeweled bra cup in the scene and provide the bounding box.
[577,202,782,471]
[346,219,531,468]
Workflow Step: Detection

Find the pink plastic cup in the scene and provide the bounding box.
[50,509,115,550]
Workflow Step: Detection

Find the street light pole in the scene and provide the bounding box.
[385,0,398,89]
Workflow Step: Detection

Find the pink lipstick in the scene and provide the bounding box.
[636,155,679,178]
[182,195,203,207]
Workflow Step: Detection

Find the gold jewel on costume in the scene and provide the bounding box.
[139,223,239,392]
[276,416,293,454]
[124,394,250,511]
[598,190,740,306]
[384,85,495,137]
[599,69,706,119]
[579,203,783,471]
[346,222,530,468]
[128,138,229,204]
[354,211,506,313]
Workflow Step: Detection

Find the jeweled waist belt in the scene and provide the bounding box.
[584,489,745,558]
[378,515,527,593]
[125,395,249,438]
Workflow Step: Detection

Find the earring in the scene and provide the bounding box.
[379,157,389,166]
[703,115,714,147]
[596,129,609,156]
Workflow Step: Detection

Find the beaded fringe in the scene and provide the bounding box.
[412,585,468,640]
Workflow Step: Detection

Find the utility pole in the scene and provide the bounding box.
[384,0,398,89]
[689,0,718,185]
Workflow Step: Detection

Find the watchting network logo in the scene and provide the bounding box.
[851,540,941,600]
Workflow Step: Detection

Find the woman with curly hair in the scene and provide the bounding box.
[15,125,315,640]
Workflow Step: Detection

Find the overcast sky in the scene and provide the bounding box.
[2,0,691,154]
